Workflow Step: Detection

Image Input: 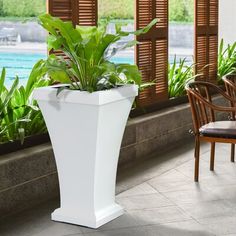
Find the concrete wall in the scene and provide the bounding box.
[0,21,194,48]
[169,24,193,48]
[0,145,58,217]
[219,0,236,45]
[0,21,47,42]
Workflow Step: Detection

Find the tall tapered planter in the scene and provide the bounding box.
[33,84,138,228]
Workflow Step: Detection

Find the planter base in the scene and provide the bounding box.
[51,204,124,229]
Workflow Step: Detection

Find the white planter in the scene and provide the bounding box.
[33,84,138,228]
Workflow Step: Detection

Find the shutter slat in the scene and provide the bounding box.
[195,0,218,82]
[136,0,168,107]
[48,0,72,21]
[48,0,97,26]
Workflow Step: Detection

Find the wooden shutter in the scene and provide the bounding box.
[47,0,73,21]
[47,0,97,26]
[195,0,218,82]
[135,0,168,107]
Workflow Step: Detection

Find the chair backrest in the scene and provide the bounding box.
[186,81,223,134]
[223,74,236,103]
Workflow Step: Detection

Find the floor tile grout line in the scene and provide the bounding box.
[145,167,192,185]
[189,212,236,235]
[174,166,196,179]
[116,157,193,196]
[119,154,194,189]
[67,218,201,236]
[152,185,199,224]
[173,199,236,224]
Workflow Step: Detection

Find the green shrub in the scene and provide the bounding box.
[169,0,194,22]
[168,57,196,98]
[0,63,50,144]
[0,0,3,16]
[1,0,194,22]
[99,0,134,19]
[2,0,46,17]
[218,39,236,82]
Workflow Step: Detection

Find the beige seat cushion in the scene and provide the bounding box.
[200,121,236,139]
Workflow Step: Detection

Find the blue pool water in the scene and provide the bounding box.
[0,52,47,86]
[0,52,192,87]
[0,52,134,86]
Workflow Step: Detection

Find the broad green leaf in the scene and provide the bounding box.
[35,14,158,92]
[47,35,64,51]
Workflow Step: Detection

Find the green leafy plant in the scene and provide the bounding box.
[0,0,193,22]
[218,39,236,81]
[168,57,196,98]
[0,63,50,144]
[169,0,194,23]
[33,14,157,93]
[99,0,134,19]
[1,0,45,17]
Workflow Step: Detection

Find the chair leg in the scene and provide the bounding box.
[231,144,235,163]
[194,137,200,182]
[210,142,215,171]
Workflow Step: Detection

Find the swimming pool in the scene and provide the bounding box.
[0,52,46,86]
[0,52,135,86]
[0,52,193,86]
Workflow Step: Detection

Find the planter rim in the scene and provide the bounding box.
[33,84,138,105]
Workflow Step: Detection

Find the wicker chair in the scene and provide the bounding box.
[186,81,236,182]
[223,74,236,101]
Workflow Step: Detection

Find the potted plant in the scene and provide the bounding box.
[32,14,156,228]
[168,57,196,98]
[218,39,236,83]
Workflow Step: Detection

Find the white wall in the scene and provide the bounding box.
[219,0,236,45]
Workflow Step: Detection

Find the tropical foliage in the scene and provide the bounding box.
[218,39,236,81]
[169,40,236,98]
[169,0,194,22]
[0,63,50,144]
[0,0,193,22]
[99,0,134,20]
[0,0,45,17]
[33,14,156,92]
[168,57,196,98]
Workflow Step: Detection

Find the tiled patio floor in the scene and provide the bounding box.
[1,141,236,236]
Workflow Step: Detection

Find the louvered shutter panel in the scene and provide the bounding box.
[195,0,218,82]
[135,0,168,107]
[74,0,97,26]
[48,0,97,26]
[47,0,73,21]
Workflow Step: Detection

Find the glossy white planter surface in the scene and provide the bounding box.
[33,84,138,228]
